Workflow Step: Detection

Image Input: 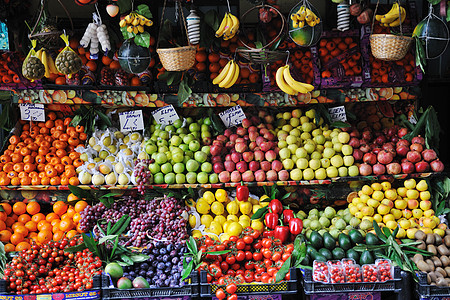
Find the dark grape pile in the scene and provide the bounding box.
[123,242,187,288]
[133,159,154,194]
[79,195,189,247]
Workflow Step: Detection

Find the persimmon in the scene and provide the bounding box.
[68,137,80,146]
[23,163,36,173]
[40,176,50,185]
[31,176,41,185]
[20,177,31,186]
[63,117,72,126]
[13,163,24,173]
[61,156,73,167]
[59,219,74,232]
[37,230,52,244]
[50,176,61,185]
[23,154,35,164]
[11,153,23,163]
[68,177,79,186]
[60,176,69,185]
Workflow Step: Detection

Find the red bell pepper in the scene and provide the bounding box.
[269,199,283,215]
[264,210,278,229]
[289,218,303,235]
[236,184,249,202]
[283,209,294,224]
[274,221,290,244]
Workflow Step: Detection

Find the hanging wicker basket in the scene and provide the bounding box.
[156,0,196,72]
[369,0,412,61]
[236,4,288,64]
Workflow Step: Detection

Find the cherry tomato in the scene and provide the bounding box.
[216,288,226,300]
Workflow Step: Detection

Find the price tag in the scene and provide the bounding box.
[119,110,144,131]
[151,105,180,125]
[19,104,45,122]
[328,106,347,122]
[219,105,246,128]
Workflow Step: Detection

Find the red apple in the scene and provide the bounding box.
[249,161,260,172]
[254,169,266,182]
[213,162,225,174]
[230,170,242,182]
[218,171,231,183]
[271,160,283,172]
[224,160,236,172]
[260,161,271,172]
[241,170,254,182]
[266,170,278,181]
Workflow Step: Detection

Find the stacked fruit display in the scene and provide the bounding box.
[368,52,417,85]
[347,179,447,238]
[275,108,360,180]
[0,197,86,252]
[77,128,143,186]
[0,113,85,186]
[2,236,102,294]
[141,116,214,185]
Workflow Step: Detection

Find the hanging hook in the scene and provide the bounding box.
[285,50,290,65]
[226,0,231,14]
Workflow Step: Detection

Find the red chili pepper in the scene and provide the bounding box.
[283,209,295,224]
[264,211,278,229]
[236,184,249,202]
[289,218,303,235]
[274,221,290,244]
[269,199,283,215]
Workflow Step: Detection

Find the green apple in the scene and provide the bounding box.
[330,155,344,167]
[287,144,298,155]
[186,159,199,172]
[209,173,219,184]
[173,118,183,129]
[320,158,330,168]
[309,158,321,170]
[295,147,308,158]
[310,151,322,160]
[282,159,295,170]
[158,146,168,153]
[175,173,186,184]
[155,153,168,164]
[290,168,303,181]
[179,143,189,152]
[189,123,200,132]
[183,134,195,144]
[164,172,176,184]
[296,158,309,169]
[153,172,164,184]
[148,163,161,174]
[341,145,353,156]
[170,135,182,147]
[326,166,339,178]
[165,125,175,132]
[160,162,173,174]
[303,168,315,180]
[323,147,335,159]
[343,155,354,167]
[278,140,288,149]
[159,131,169,140]
[173,162,185,174]
[189,140,201,152]
[338,166,348,177]
[201,162,213,173]
[201,146,210,156]
[157,139,168,148]
[194,151,208,163]
[172,152,184,163]
[348,165,359,176]
[197,172,209,184]
[201,124,210,132]
[315,168,327,180]
[279,148,291,160]
[177,128,188,135]
[186,172,197,184]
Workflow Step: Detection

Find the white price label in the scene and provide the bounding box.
[219,105,246,128]
[151,105,180,125]
[19,104,45,122]
[328,106,347,122]
[119,110,144,131]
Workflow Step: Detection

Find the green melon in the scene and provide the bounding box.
[413,17,449,59]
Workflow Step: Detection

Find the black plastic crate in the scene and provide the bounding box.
[154,81,209,94]
[416,271,450,297]
[199,268,298,297]
[300,267,402,295]
[0,274,101,299]
[101,272,199,299]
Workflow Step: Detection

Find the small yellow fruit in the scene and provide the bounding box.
[406,228,418,239]
[404,178,417,189]
[406,189,419,200]
[361,185,374,196]
[381,181,392,191]
[433,228,445,237]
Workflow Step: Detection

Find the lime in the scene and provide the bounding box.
[226,201,239,215]
[215,189,228,202]
[226,222,243,237]
[201,214,214,227]
[211,201,225,215]
[203,191,216,204]
[196,199,210,214]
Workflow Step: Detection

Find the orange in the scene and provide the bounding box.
[0,220,5,231]
[0,203,12,215]
[130,77,141,86]
[72,213,82,224]
[195,51,207,63]
[102,55,113,66]
[66,206,76,218]
[109,61,120,70]
[209,63,220,74]
[31,213,46,223]
[12,202,27,215]
[5,217,15,227]
[53,201,68,216]
[0,211,6,222]
[37,220,52,232]
[26,201,40,215]
[0,229,11,242]
[195,62,206,73]
[66,230,78,239]
[67,193,79,202]
[10,232,24,245]
[15,241,31,251]
[24,220,38,232]
[4,243,15,252]
[14,225,28,237]
[52,220,61,233]
[55,77,66,85]
[86,60,97,72]
[45,212,60,222]
[208,53,220,63]
[11,222,24,231]
[17,214,31,224]
[59,219,74,232]
[53,230,65,241]
[37,230,52,244]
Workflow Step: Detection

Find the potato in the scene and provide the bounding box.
[445,229,450,236]
[426,259,436,272]
[440,255,450,267]
[417,240,427,250]
[437,244,450,256]
[436,277,448,287]
[428,244,438,256]
[428,271,438,284]
[426,233,436,245]
[436,266,446,277]
[434,233,443,245]
[444,235,450,247]
[432,256,442,268]
[415,230,427,241]
[413,253,424,264]
[417,260,434,273]
[445,266,450,277]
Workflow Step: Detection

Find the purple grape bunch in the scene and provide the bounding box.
[133,158,154,195]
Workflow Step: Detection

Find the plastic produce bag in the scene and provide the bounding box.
[22,40,45,81]
[55,33,83,77]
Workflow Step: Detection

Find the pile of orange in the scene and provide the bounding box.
[0,111,86,186]
[0,52,21,85]
[369,52,416,84]
[0,195,88,252]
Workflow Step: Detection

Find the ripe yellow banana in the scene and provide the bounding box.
[42,50,50,78]
[47,53,58,74]
[213,60,233,85]
[222,62,240,88]
[35,49,43,61]
[224,13,239,40]
[376,3,400,23]
[387,7,406,26]
[219,61,237,88]
[215,13,230,38]
[283,66,309,94]
[276,66,296,95]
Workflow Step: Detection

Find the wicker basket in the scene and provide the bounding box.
[156,0,196,71]
[369,0,412,61]
[369,34,413,61]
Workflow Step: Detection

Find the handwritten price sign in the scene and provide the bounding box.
[19,103,45,122]
[119,110,144,131]
[328,106,347,122]
[219,105,246,128]
[151,105,179,125]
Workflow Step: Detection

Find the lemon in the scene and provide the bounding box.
[239,214,251,224]
[223,220,232,233]
[215,189,228,202]
[252,204,262,214]
[251,219,264,232]
[259,195,270,203]
[249,197,259,205]
[226,201,239,215]
[220,233,231,243]
[211,201,225,215]
[239,220,250,229]
[203,191,216,204]
[206,233,219,241]
[196,199,210,214]
[227,214,239,222]
[201,214,214,227]
[209,221,223,235]
[226,221,243,237]
[191,230,203,238]
[239,201,253,215]
[189,214,197,228]
[214,215,227,226]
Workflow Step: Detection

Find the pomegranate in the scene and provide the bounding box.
[382,142,395,153]
[386,162,401,175]
[415,161,430,173]
[397,127,409,138]
[396,139,410,148]
[410,143,424,153]
[375,135,387,145]
[396,145,409,157]
[362,130,372,141]
[359,163,373,176]
[412,135,425,145]
[348,137,361,148]
[422,149,437,162]
[406,151,421,163]
[430,159,445,172]
[372,163,386,175]
[377,150,394,165]
[352,148,364,161]
[363,152,377,165]
[359,144,370,153]
[401,161,415,174]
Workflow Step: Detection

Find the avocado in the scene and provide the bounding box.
[301,254,311,266]
[319,248,333,261]
[310,231,324,249]
[365,232,380,245]
[349,229,364,245]
[314,253,327,262]
[332,247,346,260]
[346,249,360,262]
[338,233,352,251]
[323,232,337,250]
[360,250,375,265]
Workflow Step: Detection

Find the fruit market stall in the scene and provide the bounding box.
[0,0,449,300]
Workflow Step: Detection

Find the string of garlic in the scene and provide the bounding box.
[97,24,111,53]
[79,12,111,59]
